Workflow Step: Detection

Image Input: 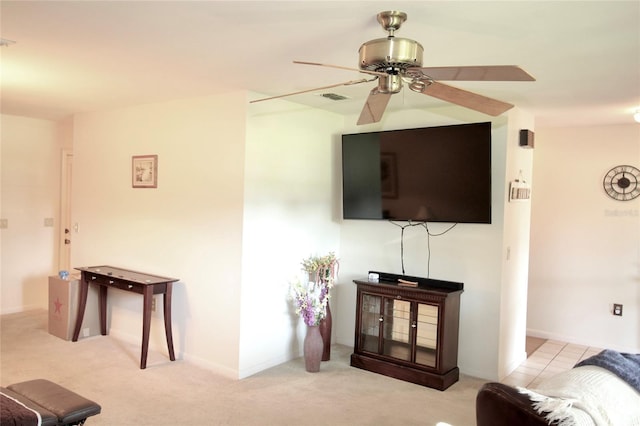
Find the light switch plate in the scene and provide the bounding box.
[613,303,623,316]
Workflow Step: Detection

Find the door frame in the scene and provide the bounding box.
[58,149,73,271]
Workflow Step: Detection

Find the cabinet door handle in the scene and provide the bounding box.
[128,284,133,289]
[411,322,417,328]
[91,276,96,280]
[378,317,384,322]
[109,280,114,284]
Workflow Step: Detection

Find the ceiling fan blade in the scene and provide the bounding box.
[413,65,535,81]
[293,60,387,77]
[423,81,514,116]
[250,78,373,103]
[357,89,392,125]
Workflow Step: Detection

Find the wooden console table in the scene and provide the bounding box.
[72,265,179,369]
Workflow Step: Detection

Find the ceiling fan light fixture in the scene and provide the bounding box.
[378,74,403,94]
[408,79,428,93]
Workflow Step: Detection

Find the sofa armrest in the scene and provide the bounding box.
[476,382,549,426]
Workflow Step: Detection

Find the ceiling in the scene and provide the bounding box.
[1,1,639,128]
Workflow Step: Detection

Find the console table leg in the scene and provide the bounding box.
[99,285,108,335]
[163,282,176,361]
[141,286,153,369]
[72,276,89,342]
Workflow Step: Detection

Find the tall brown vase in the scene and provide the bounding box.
[304,325,323,372]
[319,301,332,361]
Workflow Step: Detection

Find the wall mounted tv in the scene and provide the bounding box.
[342,122,492,224]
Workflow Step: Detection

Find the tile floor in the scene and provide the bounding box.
[501,339,603,388]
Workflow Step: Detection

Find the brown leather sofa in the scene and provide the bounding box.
[476,382,549,426]
[1,379,101,425]
[477,351,640,426]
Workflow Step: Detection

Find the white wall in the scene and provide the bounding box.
[1,115,62,313]
[335,106,534,381]
[240,99,344,377]
[70,94,247,377]
[527,124,640,352]
[62,96,535,381]
[498,108,535,378]
[13,97,607,382]
[38,93,346,379]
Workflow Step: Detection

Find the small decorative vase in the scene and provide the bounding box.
[319,301,332,361]
[304,325,323,373]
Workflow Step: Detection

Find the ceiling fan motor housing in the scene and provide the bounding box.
[359,37,424,73]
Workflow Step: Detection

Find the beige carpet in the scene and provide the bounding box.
[1,310,487,425]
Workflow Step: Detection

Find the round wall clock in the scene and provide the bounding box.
[602,165,640,201]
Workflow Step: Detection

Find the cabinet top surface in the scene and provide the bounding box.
[354,279,463,295]
[75,266,179,285]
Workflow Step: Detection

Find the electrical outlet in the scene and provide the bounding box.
[151,298,156,312]
[613,303,623,316]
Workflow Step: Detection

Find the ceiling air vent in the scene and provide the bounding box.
[320,93,349,101]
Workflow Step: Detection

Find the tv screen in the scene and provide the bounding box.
[342,122,492,223]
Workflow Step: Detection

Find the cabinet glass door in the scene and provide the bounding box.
[359,294,382,353]
[382,298,412,361]
[414,303,438,367]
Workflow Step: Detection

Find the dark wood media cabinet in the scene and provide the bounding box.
[351,272,463,390]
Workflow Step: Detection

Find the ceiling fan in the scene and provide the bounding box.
[251,11,535,125]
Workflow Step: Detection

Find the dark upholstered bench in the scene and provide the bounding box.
[1,379,101,425]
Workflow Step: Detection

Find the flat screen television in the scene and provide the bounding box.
[342,122,492,223]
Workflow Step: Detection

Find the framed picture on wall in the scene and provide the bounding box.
[132,155,158,188]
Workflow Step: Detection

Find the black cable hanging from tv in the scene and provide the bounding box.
[390,220,458,277]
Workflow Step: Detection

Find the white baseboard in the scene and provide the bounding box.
[0,304,45,315]
[502,350,528,380]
